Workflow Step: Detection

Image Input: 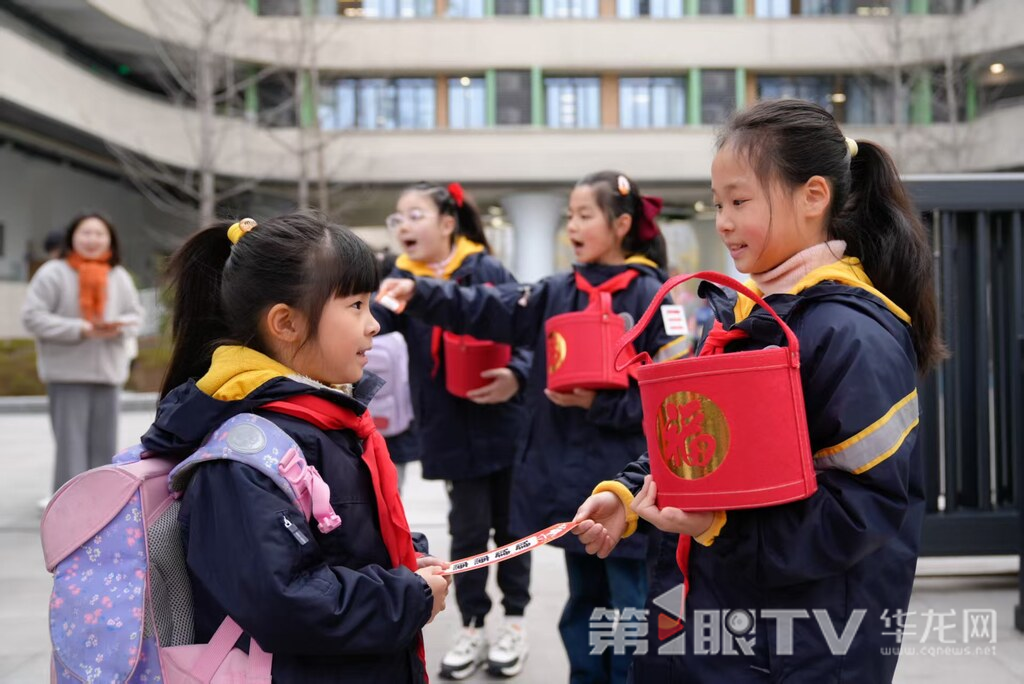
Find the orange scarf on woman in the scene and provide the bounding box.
[66,251,112,323]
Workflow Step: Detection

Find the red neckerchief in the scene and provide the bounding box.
[573,268,639,299]
[261,394,428,677]
[673,319,749,631]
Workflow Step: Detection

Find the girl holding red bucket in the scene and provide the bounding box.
[378,171,691,684]
[574,99,943,683]
[371,182,533,680]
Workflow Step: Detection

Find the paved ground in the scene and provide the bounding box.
[2,408,1023,683]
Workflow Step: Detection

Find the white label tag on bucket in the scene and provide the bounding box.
[660,305,688,336]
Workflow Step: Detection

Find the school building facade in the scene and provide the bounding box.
[0,0,1022,286]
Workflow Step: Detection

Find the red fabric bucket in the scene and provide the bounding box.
[614,271,816,511]
[443,331,512,399]
[545,292,633,392]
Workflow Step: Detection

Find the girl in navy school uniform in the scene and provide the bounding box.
[146,213,451,683]
[379,171,690,684]
[573,100,944,683]
[371,182,534,680]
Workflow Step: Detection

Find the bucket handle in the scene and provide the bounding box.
[613,271,800,372]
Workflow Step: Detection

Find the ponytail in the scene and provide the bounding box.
[718,99,944,374]
[403,182,492,253]
[161,223,234,397]
[835,140,944,372]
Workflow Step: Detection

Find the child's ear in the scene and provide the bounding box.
[613,213,633,241]
[264,303,307,344]
[802,175,832,220]
[440,214,457,239]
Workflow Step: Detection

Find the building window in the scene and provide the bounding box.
[320,78,435,130]
[617,0,684,18]
[496,71,533,125]
[494,0,531,14]
[362,0,434,17]
[620,77,687,128]
[758,75,833,111]
[698,0,733,14]
[546,77,601,128]
[543,0,599,18]
[790,1,965,15]
[755,0,791,16]
[449,76,487,128]
[757,74,896,124]
[448,0,486,16]
[844,76,895,124]
[701,69,736,125]
[267,0,435,17]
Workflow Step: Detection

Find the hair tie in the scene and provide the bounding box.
[617,175,631,196]
[227,218,257,245]
[845,137,859,159]
[637,195,663,242]
[447,182,465,208]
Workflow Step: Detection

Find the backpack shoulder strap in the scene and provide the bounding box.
[168,413,341,533]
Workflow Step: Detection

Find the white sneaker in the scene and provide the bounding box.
[439,626,488,680]
[487,621,528,677]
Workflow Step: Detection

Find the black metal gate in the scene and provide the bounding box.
[906,175,1024,631]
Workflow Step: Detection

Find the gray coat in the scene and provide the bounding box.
[21,259,144,385]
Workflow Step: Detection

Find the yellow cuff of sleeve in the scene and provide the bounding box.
[592,481,639,538]
[694,510,728,547]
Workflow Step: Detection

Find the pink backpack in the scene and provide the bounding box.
[41,413,341,683]
[364,332,414,437]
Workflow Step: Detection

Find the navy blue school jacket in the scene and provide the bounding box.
[407,258,689,560]
[619,270,925,683]
[372,246,531,481]
[142,361,433,684]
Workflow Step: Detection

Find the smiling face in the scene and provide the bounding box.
[390,191,455,264]
[70,217,113,260]
[290,293,380,386]
[711,144,827,275]
[566,185,630,266]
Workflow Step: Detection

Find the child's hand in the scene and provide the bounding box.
[544,388,596,410]
[417,555,453,587]
[466,368,520,404]
[630,475,714,537]
[415,565,450,624]
[571,491,627,559]
[377,278,417,313]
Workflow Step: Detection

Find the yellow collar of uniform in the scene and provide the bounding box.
[733,257,911,324]
[624,254,659,270]
[196,346,297,401]
[395,236,485,280]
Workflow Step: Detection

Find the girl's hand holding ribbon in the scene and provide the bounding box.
[572,491,628,559]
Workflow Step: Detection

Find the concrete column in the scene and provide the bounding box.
[502,193,565,281]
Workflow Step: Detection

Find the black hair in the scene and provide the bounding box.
[376,248,397,279]
[161,212,380,397]
[401,182,492,253]
[44,230,64,253]
[717,98,943,373]
[61,212,121,266]
[575,170,668,269]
